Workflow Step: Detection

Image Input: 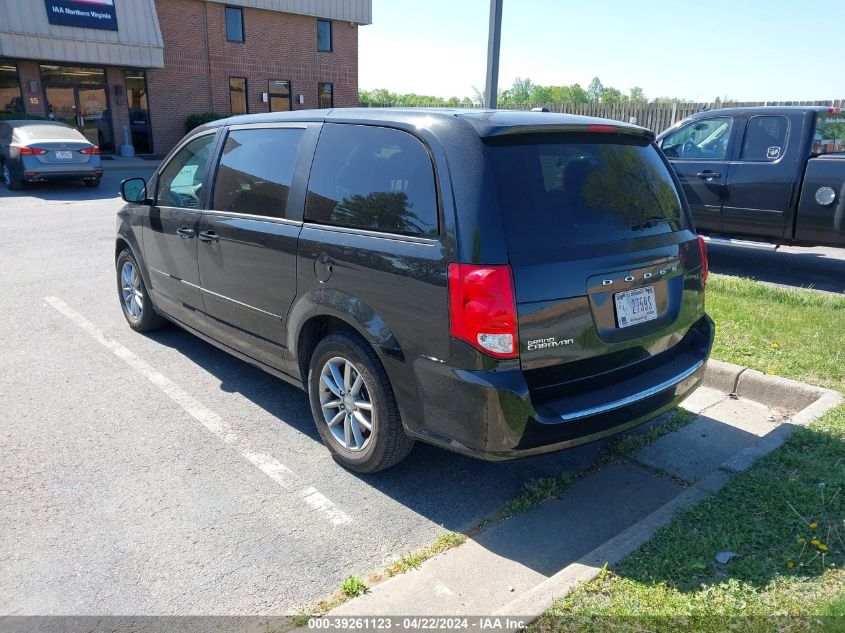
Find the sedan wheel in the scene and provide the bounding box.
[319,356,374,452]
[2,162,21,190]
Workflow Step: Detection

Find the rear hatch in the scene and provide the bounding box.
[485,127,707,403]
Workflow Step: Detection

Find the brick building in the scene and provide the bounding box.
[0,0,370,154]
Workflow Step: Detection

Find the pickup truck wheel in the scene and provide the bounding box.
[308,332,414,473]
[116,249,167,332]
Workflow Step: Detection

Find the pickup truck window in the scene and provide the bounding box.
[661,116,732,160]
[813,113,845,156]
[740,115,788,161]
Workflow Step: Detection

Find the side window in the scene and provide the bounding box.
[304,125,439,238]
[157,134,216,209]
[212,127,305,218]
[740,116,788,161]
[661,117,733,160]
[813,113,845,156]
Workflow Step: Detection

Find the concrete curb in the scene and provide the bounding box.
[488,361,842,629]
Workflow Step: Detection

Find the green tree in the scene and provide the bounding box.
[629,87,647,103]
[587,77,604,103]
[601,87,625,104]
[509,77,535,105]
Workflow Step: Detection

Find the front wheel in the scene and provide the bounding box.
[308,332,414,473]
[116,249,167,332]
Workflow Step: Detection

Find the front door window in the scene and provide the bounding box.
[661,117,733,160]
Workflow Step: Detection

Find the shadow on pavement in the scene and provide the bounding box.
[708,244,845,293]
[145,324,668,534]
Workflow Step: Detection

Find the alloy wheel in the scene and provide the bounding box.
[120,261,143,320]
[2,163,10,187]
[318,356,374,452]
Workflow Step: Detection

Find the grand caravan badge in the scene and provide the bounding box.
[527,337,574,351]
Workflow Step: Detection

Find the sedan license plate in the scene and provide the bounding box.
[55,151,73,160]
[614,286,658,328]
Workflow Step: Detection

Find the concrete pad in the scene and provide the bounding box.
[679,386,724,414]
[333,464,682,616]
[633,397,779,482]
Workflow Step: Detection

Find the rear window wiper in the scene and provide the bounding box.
[632,217,674,231]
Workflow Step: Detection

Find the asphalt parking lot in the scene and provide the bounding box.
[2,171,843,616]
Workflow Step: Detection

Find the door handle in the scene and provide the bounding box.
[696,171,721,181]
[198,230,219,244]
[176,226,195,239]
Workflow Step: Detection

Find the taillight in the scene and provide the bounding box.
[79,146,100,155]
[587,124,617,133]
[448,263,518,359]
[18,147,48,155]
[697,236,708,284]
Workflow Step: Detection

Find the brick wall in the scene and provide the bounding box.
[147,0,360,154]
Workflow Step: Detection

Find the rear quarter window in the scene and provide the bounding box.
[304,124,439,238]
[813,113,845,156]
[488,133,686,252]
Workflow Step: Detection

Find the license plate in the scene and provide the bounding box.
[55,151,73,160]
[614,286,658,328]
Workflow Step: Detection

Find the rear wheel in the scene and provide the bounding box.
[307,332,414,473]
[2,161,22,191]
[116,249,167,332]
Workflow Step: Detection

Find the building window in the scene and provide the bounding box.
[317,19,332,52]
[0,59,23,113]
[225,7,244,42]
[269,80,291,112]
[318,82,333,109]
[229,77,247,114]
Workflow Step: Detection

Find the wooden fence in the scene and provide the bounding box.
[364,99,844,134]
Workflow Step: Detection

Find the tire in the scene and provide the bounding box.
[307,331,414,473]
[2,160,22,191]
[84,177,101,188]
[116,248,167,332]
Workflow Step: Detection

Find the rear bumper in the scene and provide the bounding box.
[19,157,102,182]
[23,168,102,182]
[405,315,714,460]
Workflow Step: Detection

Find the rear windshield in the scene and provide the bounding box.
[487,133,685,251]
[813,113,845,156]
[14,124,83,141]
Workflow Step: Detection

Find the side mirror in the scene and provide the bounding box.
[121,177,148,204]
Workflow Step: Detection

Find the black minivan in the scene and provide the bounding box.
[116,108,713,472]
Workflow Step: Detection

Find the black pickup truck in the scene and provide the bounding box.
[657,106,845,248]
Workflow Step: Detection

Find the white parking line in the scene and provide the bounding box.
[45,296,352,526]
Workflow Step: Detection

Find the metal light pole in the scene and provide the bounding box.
[484,0,503,109]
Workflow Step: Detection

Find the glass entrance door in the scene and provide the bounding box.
[45,86,111,150]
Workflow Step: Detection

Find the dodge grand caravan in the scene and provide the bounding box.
[116,109,713,472]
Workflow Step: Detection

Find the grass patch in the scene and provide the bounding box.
[707,274,845,392]
[340,575,367,598]
[384,532,467,577]
[531,276,845,630]
[606,408,697,461]
[498,473,575,519]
